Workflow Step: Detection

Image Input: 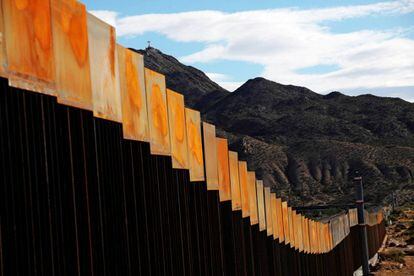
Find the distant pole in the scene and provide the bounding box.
[394,192,398,208]
[354,173,370,276]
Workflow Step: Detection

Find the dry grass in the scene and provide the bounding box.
[381,248,406,264]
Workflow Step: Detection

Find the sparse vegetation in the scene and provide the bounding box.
[389,209,403,222]
[381,248,406,264]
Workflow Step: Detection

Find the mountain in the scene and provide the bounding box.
[137,47,414,207]
[206,77,414,147]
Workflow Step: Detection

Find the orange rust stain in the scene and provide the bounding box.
[271,195,278,238]
[6,0,54,81]
[292,212,296,243]
[66,4,88,66]
[297,215,303,251]
[33,0,52,51]
[167,90,187,168]
[324,224,330,251]
[256,181,266,230]
[248,172,257,224]
[293,213,298,247]
[301,218,306,251]
[188,120,203,164]
[203,122,219,188]
[60,3,72,32]
[174,103,185,143]
[312,222,317,251]
[119,46,145,140]
[304,219,308,252]
[217,138,230,200]
[316,223,321,252]
[151,84,168,137]
[288,208,294,247]
[276,199,284,241]
[238,162,249,215]
[108,27,116,76]
[308,220,312,251]
[264,188,272,236]
[228,153,241,209]
[14,0,28,10]
[125,51,141,110]
[282,202,289,242]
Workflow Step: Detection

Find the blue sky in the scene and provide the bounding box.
[84,0,414,102]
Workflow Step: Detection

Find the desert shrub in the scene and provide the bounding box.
[389,209,403,222]
[382,249,406,264]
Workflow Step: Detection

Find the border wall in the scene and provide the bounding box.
[0,1,385,275]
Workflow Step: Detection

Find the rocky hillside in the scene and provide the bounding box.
[137,47,414,207]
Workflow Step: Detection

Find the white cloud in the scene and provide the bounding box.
[91,1,414,101]
[206,72,230,82]
[90,10,118,28]
[343,86,414,103]
[206,72,243,91]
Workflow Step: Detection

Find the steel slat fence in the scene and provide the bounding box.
[0,80,385,275]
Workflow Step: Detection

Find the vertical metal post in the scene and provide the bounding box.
[354,174,370,276]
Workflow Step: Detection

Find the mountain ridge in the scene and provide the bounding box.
[136,47,414,207]
[133,47,229,112]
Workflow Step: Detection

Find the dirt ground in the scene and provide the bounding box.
[372,208,414,275]
[374,256,414,275]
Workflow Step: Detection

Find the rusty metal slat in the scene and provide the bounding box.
[216,138,231,202]
[256,180,266,231]
[276,198,284,243]
[117,46,149,142]
[145,68,170,156]
[0,4,6,78]
[228,151,241,211]
[238,161,249,217]
[166,89,189,169]
[270,193,278,240]
[185,108,204,182]
[264,187,272,237]
[202,122,219,190]
[87,13,122,122]
[247,172,258,225]
[52,0,92,110]
[3,0,56,94]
